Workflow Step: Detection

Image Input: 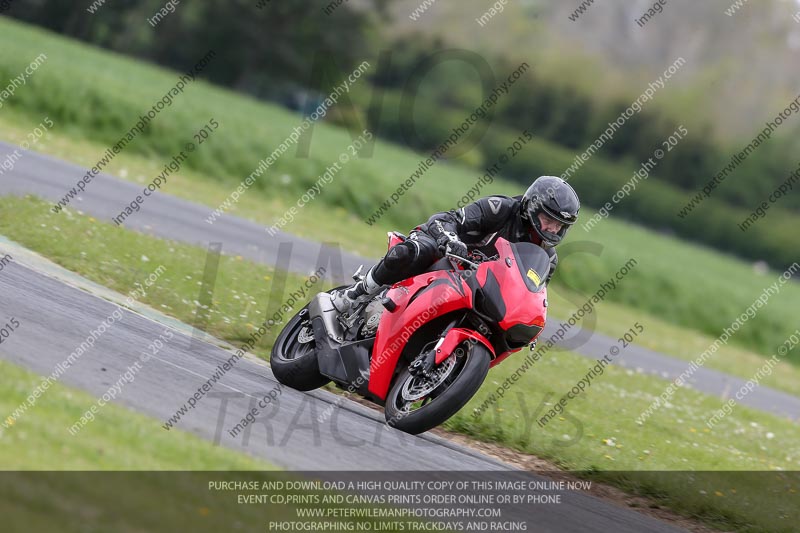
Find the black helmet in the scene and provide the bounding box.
[521,176,580,247]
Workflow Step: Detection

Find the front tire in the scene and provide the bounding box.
[270,307,330,391]
[384,342,491,435]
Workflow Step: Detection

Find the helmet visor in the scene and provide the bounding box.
[540,202,577,226]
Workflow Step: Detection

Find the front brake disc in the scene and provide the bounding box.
[401,353,457,402]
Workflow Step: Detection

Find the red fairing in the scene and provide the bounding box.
[369,271,472,400]
[434,328,495,365]
[482,238,546,329]
[387,231,405,249]
[369,236,547,399]
[473,238,547,365]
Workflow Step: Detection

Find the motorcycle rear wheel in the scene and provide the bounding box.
[270,306,330,391]
[384,341,490,435]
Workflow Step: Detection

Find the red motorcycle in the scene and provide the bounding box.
[271,233,549,434]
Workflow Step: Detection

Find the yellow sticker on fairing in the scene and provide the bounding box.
[526,268,541,286]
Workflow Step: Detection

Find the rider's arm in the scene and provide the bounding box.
[418,196,514,243]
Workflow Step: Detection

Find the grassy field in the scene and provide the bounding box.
[0,357,273,470]
[1,196,799,531]
[0,17,798,364]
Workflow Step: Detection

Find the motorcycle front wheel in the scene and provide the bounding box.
[384,341,490,435]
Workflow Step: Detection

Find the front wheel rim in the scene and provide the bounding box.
[394,347,468,415]
[401,354,457,402]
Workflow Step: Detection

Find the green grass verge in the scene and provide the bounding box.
[0,17,797,362]
[2,196,799,532]
[0,357,273,470]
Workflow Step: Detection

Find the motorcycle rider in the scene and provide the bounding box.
[331,176,580,314]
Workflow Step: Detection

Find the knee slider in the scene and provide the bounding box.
[384,241,416,271]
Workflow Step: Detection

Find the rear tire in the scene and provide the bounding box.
[270,307,330,391]
[384,342,491,435]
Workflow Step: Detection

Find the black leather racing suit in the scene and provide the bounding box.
[370,195,558,287]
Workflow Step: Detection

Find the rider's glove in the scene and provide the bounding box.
[436,230,468,258]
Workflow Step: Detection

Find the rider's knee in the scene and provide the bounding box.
[383,241,416,271]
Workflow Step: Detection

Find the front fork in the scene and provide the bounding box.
[408,318,458,378]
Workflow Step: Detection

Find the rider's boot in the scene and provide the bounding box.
[331,266,383,314]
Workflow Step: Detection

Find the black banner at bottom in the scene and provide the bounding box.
[0,470,797,532]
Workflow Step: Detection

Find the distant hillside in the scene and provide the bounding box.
[387,0,800,143]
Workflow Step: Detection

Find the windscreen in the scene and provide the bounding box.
[511,242,551,293]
